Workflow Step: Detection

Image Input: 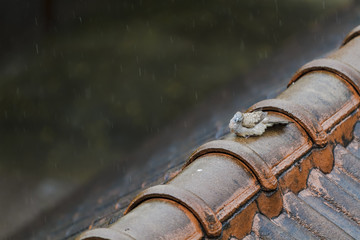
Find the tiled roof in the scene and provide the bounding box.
[245,131,360,239]
[79,25,360,239]
[11,15,360,240]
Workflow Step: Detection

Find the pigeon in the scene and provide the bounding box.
[229,111,289,137]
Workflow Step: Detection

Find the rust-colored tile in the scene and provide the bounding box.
[221,201,258,240]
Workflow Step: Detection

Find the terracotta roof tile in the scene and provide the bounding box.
[246,130,360,239]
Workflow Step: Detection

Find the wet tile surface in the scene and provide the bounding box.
[245,123,360,240]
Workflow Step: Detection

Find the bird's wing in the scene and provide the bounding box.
[242,111,267,128]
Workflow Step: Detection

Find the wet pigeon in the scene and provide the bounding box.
[229,111,289,137]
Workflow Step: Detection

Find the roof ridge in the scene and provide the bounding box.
[80,24,360,240]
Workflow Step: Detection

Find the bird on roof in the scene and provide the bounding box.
[229,111,289,137]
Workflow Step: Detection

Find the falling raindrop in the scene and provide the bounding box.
[35,44,39,54]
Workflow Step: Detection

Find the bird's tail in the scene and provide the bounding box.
[266,120,291,126]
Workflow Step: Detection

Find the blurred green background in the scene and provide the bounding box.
[0,0,352,183]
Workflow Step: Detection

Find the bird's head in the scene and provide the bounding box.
[229,112,243,131]
[233,112,243,124]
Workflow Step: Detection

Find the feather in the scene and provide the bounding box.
[242,111,267,128]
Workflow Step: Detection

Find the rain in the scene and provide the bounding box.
[0,0,355,238]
